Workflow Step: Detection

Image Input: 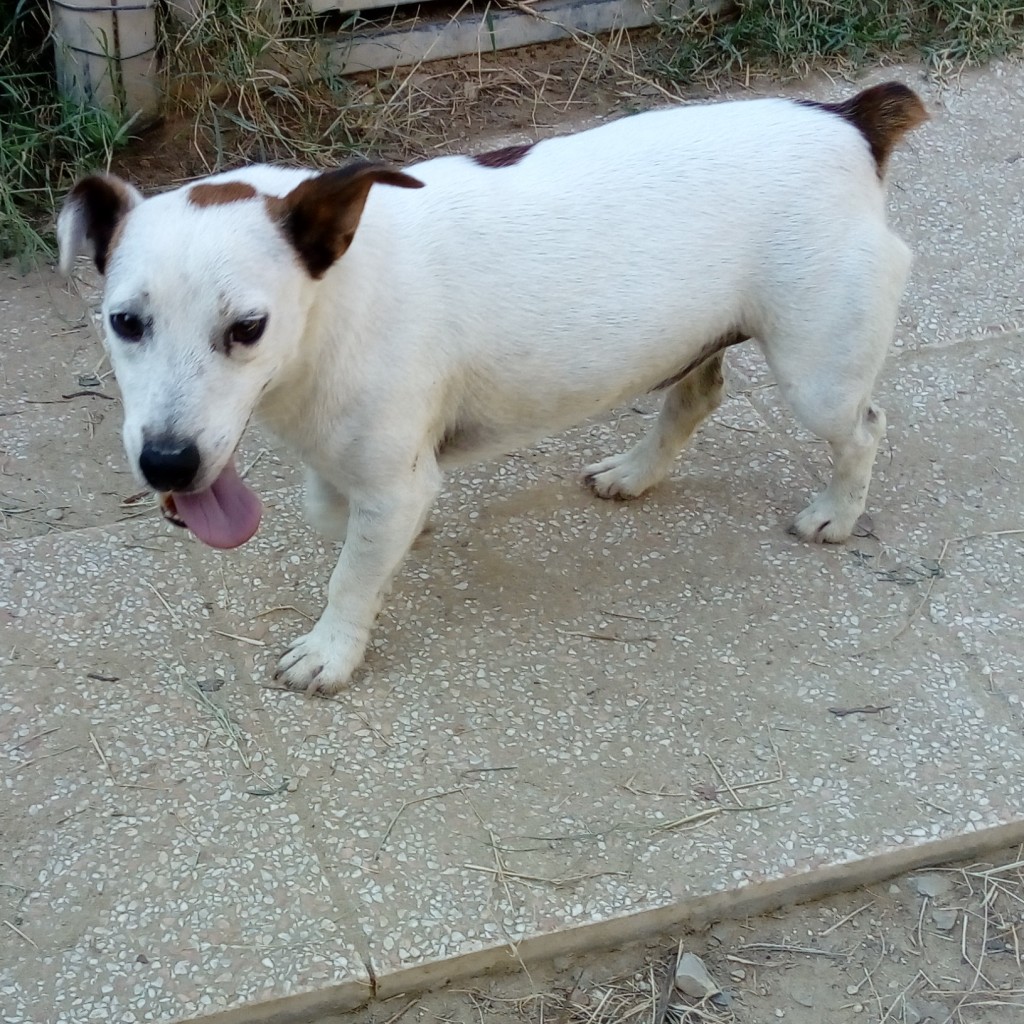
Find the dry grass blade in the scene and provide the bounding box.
[2,919,38,949]
[210,629,266,647]
[9,727,60,751]
[915,894,928,950]
[381,998,418,1024]
[557,628,658,645]
[653,808,722,833]
[706,754,745,808]
[734,942,846,959]
[146,580,184,627]
[501,0,681,103]
[374,788,462,861]
[560,968,655,1024]
[463,864,627,889]
[177,665,266,780]
[89,730,115,780]
[256,604,316,621]
[12,745,80,771]
[818,900,875,937]
[652,951,675,1024]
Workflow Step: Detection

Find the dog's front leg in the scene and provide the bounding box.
[303,469,349,542]
[275,456,441,694]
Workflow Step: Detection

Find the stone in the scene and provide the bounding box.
[912,874,952,899]
[903,1000,923,1024]
[791,986,815,1008]
[674,952,720,999]
[905,998,948,1023]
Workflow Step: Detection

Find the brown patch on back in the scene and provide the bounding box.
[650,330,749,393]
[801,82,928,176]
[472,142,535,169]
[187,181,259,207]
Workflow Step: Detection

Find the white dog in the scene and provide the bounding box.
[57,82,927,694]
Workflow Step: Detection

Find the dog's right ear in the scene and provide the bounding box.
[57,174,142,276]
[273,162,424,279]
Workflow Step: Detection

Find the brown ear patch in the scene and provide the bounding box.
[65,174,139,275]
[801,82,928,176]
[270,162,424,279]
[472,142,535,168]
[188,181,259,207]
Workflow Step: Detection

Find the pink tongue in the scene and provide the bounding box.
[170,458,262,549]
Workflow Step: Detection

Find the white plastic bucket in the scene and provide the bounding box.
[51,0,161,122]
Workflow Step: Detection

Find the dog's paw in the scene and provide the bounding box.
[790,493,862,544]
[583,451,660,500]
[273,620,370,695]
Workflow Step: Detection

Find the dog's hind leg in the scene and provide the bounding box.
[787,397,887,543]
[769,232,910,543]
[584,353,725,499]
[303,469,349,542]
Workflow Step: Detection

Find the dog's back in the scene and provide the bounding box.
[352,85,924,451]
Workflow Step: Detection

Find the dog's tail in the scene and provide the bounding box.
[806,82,929,175]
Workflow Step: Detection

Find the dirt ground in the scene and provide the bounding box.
[110,35,682,188]
[343,846,1024,1024]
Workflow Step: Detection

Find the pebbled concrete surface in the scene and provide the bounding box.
[1,59,1023,1024]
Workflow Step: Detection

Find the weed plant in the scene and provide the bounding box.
[163,0,373,169]
[658,0,1024,85]
[0,1,131,262]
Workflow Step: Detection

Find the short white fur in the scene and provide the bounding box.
[58,92,918,694]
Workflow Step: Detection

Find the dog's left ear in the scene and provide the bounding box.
[274,162,424,279]
[57,173,143,276]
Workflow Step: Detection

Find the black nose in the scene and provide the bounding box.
[139,438,201,492]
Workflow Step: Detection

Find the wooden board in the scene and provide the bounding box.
[324,0,676,73]
[309,0,411,13]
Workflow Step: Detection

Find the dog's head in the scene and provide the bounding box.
[57,163,422,548]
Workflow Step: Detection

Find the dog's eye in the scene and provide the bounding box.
[226,316,268,347]
[110,312,145,342]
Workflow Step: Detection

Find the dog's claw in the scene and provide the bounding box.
[791,493,860,544]
[273,621,369,696]
[582,451,661,500]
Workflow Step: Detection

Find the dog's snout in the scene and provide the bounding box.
[139,438,201,492]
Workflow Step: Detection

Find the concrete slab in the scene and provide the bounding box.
[2,60,1024,1024]
[0,522,372,1021]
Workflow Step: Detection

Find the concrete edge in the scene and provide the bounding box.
[178,817,1024,1023]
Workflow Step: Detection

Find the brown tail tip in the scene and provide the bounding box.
[809,82,929,175]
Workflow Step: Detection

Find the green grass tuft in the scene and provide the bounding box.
[163,0,367,170]
[657,0,1024,85]
[0,4,133,264]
